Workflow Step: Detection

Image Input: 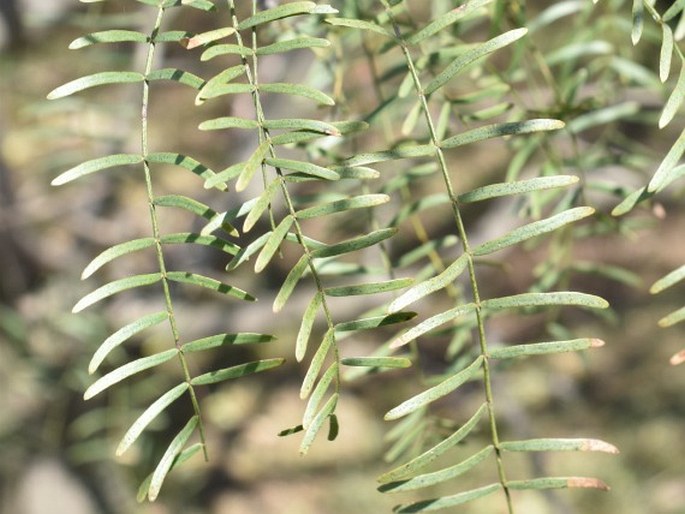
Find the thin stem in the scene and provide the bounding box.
[380,2,513,511]
[227,0,341,389]
[141,4,208,460]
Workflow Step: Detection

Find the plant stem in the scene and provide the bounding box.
[380,2,513,511]
[141,4,207,460]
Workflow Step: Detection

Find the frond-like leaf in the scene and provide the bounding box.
[181,333,275,352]
[166,271,255,301]
[73,273,162,313]
[47,71,145,99]
[52,154,142,186]
[384,356,484,420]
[84,348,179,400]
[148,416,199,501]
[116,382,189,456]
[89,311,168,373]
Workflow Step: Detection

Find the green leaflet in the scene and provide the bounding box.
[257,37,331,56]
[265,157,340,181]
[335,312,417,332]
[73,273,162,313]
[344,144,435,166]
[255,215,294,273]
[181,333,275,352]
[565,102,639,134]
[390,303,476,349]
[273,255,309,312]
[263,118,340,135]
[341,357,412,368]
[483,291,609,312]
[379,403,487,483]
[69,30,148,49]
[500,438,618,454]
[441,119,564,148]
[458,175,579,203]
[226,231,270,271]
[545,41,613,67]
[648,128,685,193]
[379,446,493,493]
[472,207,595,256]
[238,1,317,29]
[384,356,484,420]
[47,71,145,99]
[489,338,604,359]
[660,24,674,82]
[528,1,585,33]
[148,416,199,501]
[631,0,644,45]
[425,28,528,95]
[137,444,203,502]
[296,293,323,362]
[297,194,388,219]
[325,278,413,297]
[244,179,281,232]
[154,195,238,236]
[147,68,205,90]
[651,264,685,294]
[658,306,685,327]
[147,152,227,191]
[180,27,236,49]
[166,271,256,301]
[89,311,168,373]
[51,154,142,186]
[406,0,493,45]
[260,83,335,106]
[303,363,337,429]
[311,228,397,259]
[507,476,609,491]
[236,141,270,192]
[389,254,468,313]
[83,348,179,400]
[199,117,259,131]
[116,382,189,456]
[659,55,685,128]
[394,483,501,512]
[300,329,334,399]
[201,44,251,61]
[82,238,156,279]
[189,358,285,385]
[325,17,393,37]
[300,393,338,455]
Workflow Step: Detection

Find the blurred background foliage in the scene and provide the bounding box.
[0,1,684,513]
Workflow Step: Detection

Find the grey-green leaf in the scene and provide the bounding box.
[73,273,162,313]
[651,264,685,294]
[312,228,397,259]
[181,333,275,353]
[236,141,270,192]
[260,83,335,106]
[441,119,564,149]
[52,154,142,186]
[500,438,618,454]
[266,157,340,181]
[255,215,294,273]
[473,207,594,256]
[648,128,685,193]
[325,278,413,297]
[69,30,147,49]
[379,403,487,483]
[274,255,309,312]
[489,338,604,359]
[425,28,527,95]
[48,71,145,99]
[116,383,189,456]
[394,483,501,512]
[300,393,338,455]
[190,358,285,385]
[659,56,685,128]
[341,357,411,368]
[300,329,334,399]
[482,292,609,312]
[148,416,198,501]
[238,1,317,29]
[459,175,579,203]
[166,271,255,301]
[384,356,484,420]
[89,311,168,373]
[257,37,331,55]
[84,348,178,400]
[297,194,388,219]
[303,363,337,429]
[391,303,476,349]
[296,293,322,362]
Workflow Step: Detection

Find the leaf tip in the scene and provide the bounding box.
[670,349,685,365]
[567,477,610,491]
[580,439,619,454]
[590,338,605,348]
